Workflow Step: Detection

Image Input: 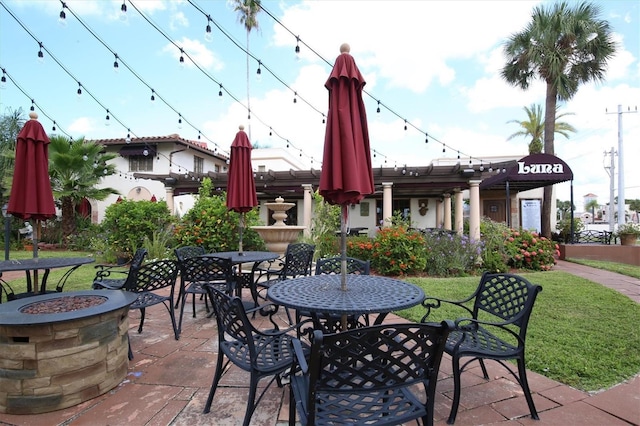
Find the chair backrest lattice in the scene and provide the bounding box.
[474,273,541,334]
[174,246,205,262]
[124,259,179,293]
[206,285,255,353]
[315,256,370,275]
[282,243,315,278]
[180,256,233,291]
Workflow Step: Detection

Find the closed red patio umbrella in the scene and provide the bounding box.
[226,125,258,254]
[319,44,374,291]
[7,112,56,287]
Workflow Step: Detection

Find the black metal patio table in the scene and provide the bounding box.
[0,257,95,300]
[267,274,425,328]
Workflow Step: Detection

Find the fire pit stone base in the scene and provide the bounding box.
[0,291,136,415]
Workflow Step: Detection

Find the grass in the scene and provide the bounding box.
[3,250,639,393]
[399,271,640,393]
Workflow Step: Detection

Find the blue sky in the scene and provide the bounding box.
[1,0,638,211]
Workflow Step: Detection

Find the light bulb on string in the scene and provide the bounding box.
[269,128,272,137]
[479,162,484,171]
[92,161,98,168]
[218,84,223,101]
[37,43,44,63]
[77,82,82,98]
[150,89,155,102]
[82,154,88,161]
[113,54,119,72]
[425,133,429,143]
[52,121,57,131]
[256,61,262,82]
[0,69,6,89]
[204,16,213,42]
[295,36,301,61]
[293,92,297,103]
[197,131,201,140]
[376,100,381,114]
[105,109,110,126]
[119,1,127,22]
[58,5,67,26]
[177,114,183,129]
[126,129,131,143]
[179,48,185,67]
[143,148,149,156]
[442,143,445,153]
[404,119,407,131]
[29,99,35,111]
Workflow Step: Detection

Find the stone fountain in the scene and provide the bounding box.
[252,196,306,255]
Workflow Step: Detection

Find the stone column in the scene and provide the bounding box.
[165,186,174,215]
[469,180,481,241]
[443,193,452,230]
[454,188,464,235]
[382,182,393,228]
[302,184,313,237]
[435,198,443,228]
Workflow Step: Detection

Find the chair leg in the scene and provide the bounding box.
[448,355,463,425]
[138,308,146,334]
[289,384,296,426]
[165,301,179,340]
[478,358,489,380]
[517,357,539,420]
[192,293,197,318]
[204,352,226,413]
[243,374,259,426]
[178,293,188,336]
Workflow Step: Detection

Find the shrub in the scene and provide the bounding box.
[346,236,374,261]
[557,217,584,243]
[307,191,341,258]
[504,228,559,271]
[173,178,265,253]
[422,229,483,276]
[370,225,426,276]
[101,199,174,260]
[479,218,511,273]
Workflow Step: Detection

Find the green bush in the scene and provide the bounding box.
[479,218,511,273]
[504,228,559,271]
[370,225,426,276]
[307,191,341,259]
[173,178,265,253]
[346,236,374,261]
[101,199,174,260]
[422,230,483,276]
[557,217,584,243]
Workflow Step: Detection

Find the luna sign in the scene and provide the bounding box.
[517,162,564,175]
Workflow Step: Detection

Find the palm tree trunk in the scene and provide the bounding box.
[541,83,559,238]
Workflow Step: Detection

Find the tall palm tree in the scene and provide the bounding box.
[507,104,576,154]
[0,108,26,202]
[48,135,119,240]
[232,0,261,140]
[501,1,616,237]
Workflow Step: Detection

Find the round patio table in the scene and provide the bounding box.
[267,274,425,326]
[0,257,95,299]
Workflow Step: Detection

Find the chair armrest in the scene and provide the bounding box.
[421,296,474,322]
[292,338,308,374]
[454,317,522,343]
[93,264,129,281]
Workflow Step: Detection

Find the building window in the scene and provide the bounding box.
[214,164,220,173]
[129,155,153,172]
[194,156,204,174]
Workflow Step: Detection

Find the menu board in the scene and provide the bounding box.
[521,199,541,233]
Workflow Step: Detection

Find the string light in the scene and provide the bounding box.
[77,82,82,97]
[37,42,44,62]
[113,54,119,72]
[119,1,127,22]
[177,114,183,129]
[376,100,381,113]
[126,129,131,143]
[442,143,446,153]
[256,60,262,82]
[30,99,35,111]
[293,92,297,103]
[404,119,407,131]
[105,109,110,126]
[150,89,155,101]
[52,121,56,131]
[295,36,300,60]
[197,131,201,140]
[204,15,213,42]
[1,69,7,89]
[179,48,185,66]
[58,3,67,26]
[218,84,223,99]
[425,133,428,143]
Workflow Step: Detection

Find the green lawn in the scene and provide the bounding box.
[3,250,639,393]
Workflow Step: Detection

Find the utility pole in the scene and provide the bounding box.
[606,105,637,226]
[604,147,616,232]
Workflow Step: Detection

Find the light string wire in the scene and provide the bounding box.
[0,66,73,140]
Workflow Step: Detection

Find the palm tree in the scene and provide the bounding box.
[232,0,261,140]
[507,104,576,154]
[556,199,573,221]
[0,108,26,202]
[48,135,119,240]
[501,1,616,237]
[585,199,599,223]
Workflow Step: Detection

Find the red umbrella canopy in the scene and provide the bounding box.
[226,125,258,213]
[319,43,374,206]
[7,112,56,220]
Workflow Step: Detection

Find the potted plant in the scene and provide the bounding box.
[616,222,640,246]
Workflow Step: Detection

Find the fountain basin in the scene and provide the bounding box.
[252,225,306,255]
[0,290,136,414]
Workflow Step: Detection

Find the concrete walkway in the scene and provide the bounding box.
[0,261,638,425]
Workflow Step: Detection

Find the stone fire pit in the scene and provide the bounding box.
[0,290,137,414]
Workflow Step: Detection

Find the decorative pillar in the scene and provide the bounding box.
[382,182,393,228]
[302,184,313,237]
[165,186,174,215]
[469,180,481,241]
[454,188,463,235]
[443,193,452,230]
[435,198,443,228]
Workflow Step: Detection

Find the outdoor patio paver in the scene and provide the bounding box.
[0,261,638,425]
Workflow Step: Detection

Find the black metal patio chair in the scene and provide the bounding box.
[173,245,206,310]
[175,255,233,334]
[203,285,311,426]
[421,272,543,424]
[289,321,453,426]
[92,248,148,290]
[124,258,180,340]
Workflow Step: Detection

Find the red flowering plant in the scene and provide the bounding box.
[503,228,559,271]
[368,224,427,276]
[346,236,374,261]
